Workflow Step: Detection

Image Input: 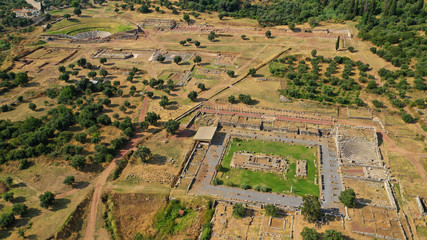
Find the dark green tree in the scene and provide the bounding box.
[300,227,320,240]
[228,95,236,103]
[249,68,256,76]
[264,204,278,217]
[5,177,13,187]
[39,191,55,209]
[339,188,356,207]
[12,203,28,217]
[63,175,75,186]
[139,121,149,130]
[28,103,36,111]
[311,50,317,57]
[193,55,202,65]
[188,91,198,101]
[71,155,86,169]
[227,70,235,77]
[183,14,190,23]
[232,203,245,218]
[173,56,182,65]
[3,192,13,202]
[324,229,344,240]
[74,8,82,17]
[100,69,108,77]
[145,112,160,125]
[164,119,180,134]
[197,83,206,91]
[208,31,216,41]
[135,145,151,162]
[157,55,165,62]
[300,195,322,223]
[0,213,15,228]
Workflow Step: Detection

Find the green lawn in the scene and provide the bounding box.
[218,138,319,196]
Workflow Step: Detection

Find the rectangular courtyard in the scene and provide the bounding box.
[217,138,320,197]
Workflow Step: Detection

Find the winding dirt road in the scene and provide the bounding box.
[83,93,149,240]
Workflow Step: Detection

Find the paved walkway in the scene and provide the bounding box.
[190,131,341,209]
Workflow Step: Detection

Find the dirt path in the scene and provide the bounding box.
[83,93,149,240]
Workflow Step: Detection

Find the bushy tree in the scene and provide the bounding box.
[71,155,86,169]
[0,213,15,228]
[208,31,216,41]
[232,203,245,218]
[58,66,66,73]
[73,8,82,17]
[173,56,182,64]
[197,83,206,91]
[249,68,256,76]
[5,177,12,187]
[238,94,252,104]
[228,95,236,103]
[339,188,356,207]
[157,55,165,62]
[226,70,234,77]
[164,119,180,134]
[3,192,13,202]
[39,191,55,209]
[28,103,36,111]
[311,50,317,57]
[135,145,151,162]
[264,204,278,217]
[193,55,202,64]
[145,112,160,125]
[139,121,149,130]
[188,91,198,101]
[301,195,322,223]
[402,113,415,123]
[265,30,271,38]
[12,203,28,217]
[183,13,190,23]
[63,175,75,186]
[45,89,56,100]
[372,100,385,108]
[324,229,344,240]
[18,159,31,170]
[100,69,108,77]
[301,227,320,240]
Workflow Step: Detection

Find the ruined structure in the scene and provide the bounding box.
[141,19,177,30]
[230,151,287,173]
[296,160,307,178]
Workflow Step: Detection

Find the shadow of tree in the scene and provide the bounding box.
[52,198,71,212]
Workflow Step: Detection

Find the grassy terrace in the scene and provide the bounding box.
[45,18,133,35]
[218,138,319,196]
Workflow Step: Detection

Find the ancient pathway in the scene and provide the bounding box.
[83,93,149,240]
